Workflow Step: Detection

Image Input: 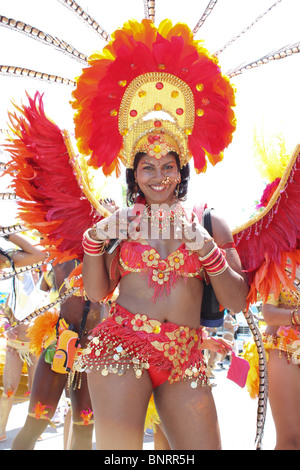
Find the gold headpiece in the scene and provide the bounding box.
[119,71,194,168]
[134,129,181,162]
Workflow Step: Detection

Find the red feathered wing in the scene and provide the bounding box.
[232,144,300,304]
[4,92,102,264]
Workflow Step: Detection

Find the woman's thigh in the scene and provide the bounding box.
[2,348,24,392]
[87,368,153,450]
[69,372,92,422]
[27,355,37,390]
[154,381,221,450]
[268,350,300,448]
[28,354,67,417]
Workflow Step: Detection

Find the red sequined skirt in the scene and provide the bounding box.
[79,303,210,388]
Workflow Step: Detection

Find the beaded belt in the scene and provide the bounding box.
[77,303,210,388]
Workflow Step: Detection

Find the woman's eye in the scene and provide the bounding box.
[163,165,176,171]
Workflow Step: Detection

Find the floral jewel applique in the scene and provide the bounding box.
[119,241,203,300]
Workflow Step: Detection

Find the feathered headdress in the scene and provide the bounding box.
[72,19,236,176]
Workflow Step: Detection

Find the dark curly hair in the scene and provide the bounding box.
[126,151,190,206]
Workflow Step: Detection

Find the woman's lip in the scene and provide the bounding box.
[149,184,167,192]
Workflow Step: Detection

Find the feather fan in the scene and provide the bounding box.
[233,143,300,304]
[4,92,102,263]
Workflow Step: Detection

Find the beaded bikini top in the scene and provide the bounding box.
[118,239,203,300]
[268,287,300,308]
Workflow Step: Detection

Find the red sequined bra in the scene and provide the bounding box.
[118,239,203,300]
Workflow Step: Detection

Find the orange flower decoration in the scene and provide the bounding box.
[277,326,299,343]
[164,341,179,361]
[131,313,148,331]
[152,268,170,285]
[32,402,52,420]
[142,249,160,267]
[174,326,190,343]
[168,252,185,270]
[169,366,182,383]
[80,408,94,426]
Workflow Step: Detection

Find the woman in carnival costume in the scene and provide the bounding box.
[0,231,47,441]
[75,19,249,450]
[11,259,105,450]
[263,279,300,450]
[2,1,300,450]
[241,138,300,450]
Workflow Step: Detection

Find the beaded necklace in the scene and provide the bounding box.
[143,203,185,234]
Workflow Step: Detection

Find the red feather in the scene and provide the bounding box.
[233,145,300,303]
[4,92,101,263]
[72,19,236,175]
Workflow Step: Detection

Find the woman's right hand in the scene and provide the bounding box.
[93,206,142,242]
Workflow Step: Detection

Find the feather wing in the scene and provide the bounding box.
[4,92,104,263]
[233,144,300,303]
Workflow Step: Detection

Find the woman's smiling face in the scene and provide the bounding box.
[134,153,181,206]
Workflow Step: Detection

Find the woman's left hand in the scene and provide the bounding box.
[99,198,119,215]
[201,336,233,354]
[181,211,212,252]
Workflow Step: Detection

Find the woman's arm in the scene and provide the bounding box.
[262,302,295,327]
[6,232,47,268]
[82,208,122,301]
[186,210,248,313]
[205,211,249,312]
[82,251,119,302]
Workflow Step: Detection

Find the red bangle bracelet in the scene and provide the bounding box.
[82,230,106,256]
[199,244,228,276]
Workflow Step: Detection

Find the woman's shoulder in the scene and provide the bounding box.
[208,209,234,246]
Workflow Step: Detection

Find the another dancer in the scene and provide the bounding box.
[262,279,300,450]
[11,260,105,450]
[0,231,47,441]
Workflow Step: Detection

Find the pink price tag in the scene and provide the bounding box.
[227,352,250,388]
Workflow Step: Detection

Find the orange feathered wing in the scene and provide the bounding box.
[4,92,102,263]
[233,144,300,304]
